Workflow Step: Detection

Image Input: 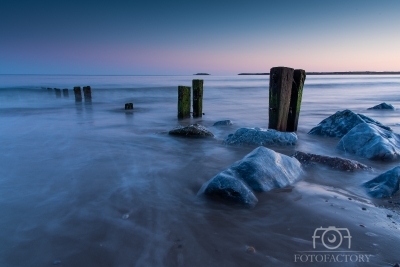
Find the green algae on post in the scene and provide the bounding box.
[178,86,191,118]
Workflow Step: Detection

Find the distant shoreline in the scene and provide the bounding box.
[238,71,400,75]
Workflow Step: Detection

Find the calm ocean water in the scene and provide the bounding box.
[1,74,400,266]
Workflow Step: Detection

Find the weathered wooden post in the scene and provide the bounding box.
[83,86,92,101]
[192,79,203,117]
[287,69,306,132]
[268,67,294,132]
[125,103,133,110]
[62,89,69,97]
[74,86,82,102]
[178,86,191,118]
[54,88,61,98]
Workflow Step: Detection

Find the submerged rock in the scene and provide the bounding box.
[337,123,400,160]
[363,166,400,198]
[169,124,214,137]
[213,120,233,126]
[198,147,302,207]
[224,127,297,146]
[367,102,395,110]
[309,109,391,138]
[292,151,370,171]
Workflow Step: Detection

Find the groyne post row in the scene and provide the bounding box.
[268,67,306,132]
[73,86,92,102]
[177,79,204,119]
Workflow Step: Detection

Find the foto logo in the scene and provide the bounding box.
[312,226,352,250]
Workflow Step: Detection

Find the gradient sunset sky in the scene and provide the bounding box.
[1,0,399,75]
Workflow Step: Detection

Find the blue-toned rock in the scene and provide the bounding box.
[363,166,400,198]
[367,102,395,110]
[337,123,400,160]
[198,147,303,207]
[230,146,303,191]
[213,120,233,126]
[309,109,391,138]
[198,169,258,207]
[224,127,297,146]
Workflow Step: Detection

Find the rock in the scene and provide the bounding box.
[229,147,303,192]
[292,151,370,171]
[337,123,400,160]
[363,166,400,198]
[245,246,256,254]
[198,147,303,206]
[213,120,233,126]
[224,127,297,146]
[169,124,214,137]
[367,102,395,110]
[198,169,258,207]
[309,109,391,138]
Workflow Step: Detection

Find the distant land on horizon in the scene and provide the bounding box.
[238,71,400,75]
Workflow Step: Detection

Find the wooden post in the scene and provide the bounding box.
[268,67,294,131]
[74,86,82,102]
[83,86,91,100]
[178,86,191,118]
[125,103,133,110]
[287,69,306,132]
[62,89,69,97]
[54,88,61,98]
[192,79,203,117]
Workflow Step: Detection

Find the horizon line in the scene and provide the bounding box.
[1,71,400,76]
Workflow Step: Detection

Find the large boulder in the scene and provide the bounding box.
[367,102,395,110]
[337,123,400,160]
[292,151,370,171]
[224,127,297,146]
[198,147,303,206]
[169,124,214,137]
[309,109,391,138]
[363,166,400,198]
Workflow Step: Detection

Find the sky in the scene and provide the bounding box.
[0,0,399,75]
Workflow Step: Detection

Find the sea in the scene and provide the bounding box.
[1,74,400,266]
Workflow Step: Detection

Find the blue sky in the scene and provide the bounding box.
[0,0,399,75]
